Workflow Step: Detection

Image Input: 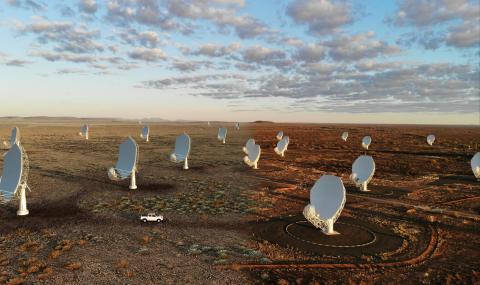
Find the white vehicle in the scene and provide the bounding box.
[140,213,164,223]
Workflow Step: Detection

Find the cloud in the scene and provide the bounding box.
[32,50,97,63]
[106,0,192,34]
[5,0,47,11]
[390,0,480,50]
[294,44,326,62]
[396,31,443,50]
[128,47,166,61]
[117,28,163,48]
[241,45,293,69]
[170,59,212,72]
[139,63,479,113]
[390,0,478,27]
[325,32,401,61]
[79,0,97,14]
[287,0,353,35]
[191,43,241,57]
[17,18,103,54]
[5,59,33,66]
[445,19,480,48]
[165,0,270,38]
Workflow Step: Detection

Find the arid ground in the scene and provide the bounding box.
[0,119,479,284]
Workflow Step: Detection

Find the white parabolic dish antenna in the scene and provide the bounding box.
[276,131,283,141]
[7,127,20,147]
[303,175,346,235]
[170,133,191,170]
[218,127,227,144]
[471,152,480,181]
[274,136,289,157]
[79,124,89,140]
[243,143,261,169]
[242,138,255,154]
[108,137,139,190]
[0,143,31,216]
[341,132,348,142]
[351,155,375,191]
[427,134,435,146]
[140,126,150,142]
[362,136,372,150]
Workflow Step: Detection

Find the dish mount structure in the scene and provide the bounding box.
[79,124,89,140]
[217,128,227,144]
[0,142,31,216]
[351,155,376,192]
[108,137,139,190]
[170,133,191,170]
[243,142,261,169]
[140,126,150,142]
[303,175,346,235]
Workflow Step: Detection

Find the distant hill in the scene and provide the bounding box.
[252,120,274,124]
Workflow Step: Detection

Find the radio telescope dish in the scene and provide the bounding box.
[341,132,348,142]
[427,134,435,146]
[243,143,261,169]
[235,122,240,130]
[140,126,150,142]
[276,131,284,141]
[362,136,372,150]
[471,152,480,181]
[207,121,211,127]
[242,138,255,154]
[170,133,191,170]
[274,136,290,157]
[108,137,139,190]
[217,128,227,144]
[5,127,20,148]
[351,155,375,192]
[79,124,89,140]
[303,175,346,235]
[0,143,31,216]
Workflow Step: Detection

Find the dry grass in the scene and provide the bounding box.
[17,240,41,253]
[142,236,152,244]
[6,277,24,285]
[48,250,62,259]
[117,259,129,269]
[64,262,82,271]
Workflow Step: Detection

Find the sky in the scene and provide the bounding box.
[0,0,479,124]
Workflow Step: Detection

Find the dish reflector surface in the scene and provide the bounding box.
[276,131,283,141]
[141,126,149,138]
[9,127,20,146]
[274,136,289,156]
[427,134,435,146]
[218,128,227,140]
[362,136,371,150]
[244,143,261,168]
[115,137,138,179]
[472,152,480,179]
[309,175,346,220]
[171,133,191,162]
[341,132,348,141]
[243,138,255,154]
[352,155,375,184]
[0,143,23,202]
[81,124,88,134]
